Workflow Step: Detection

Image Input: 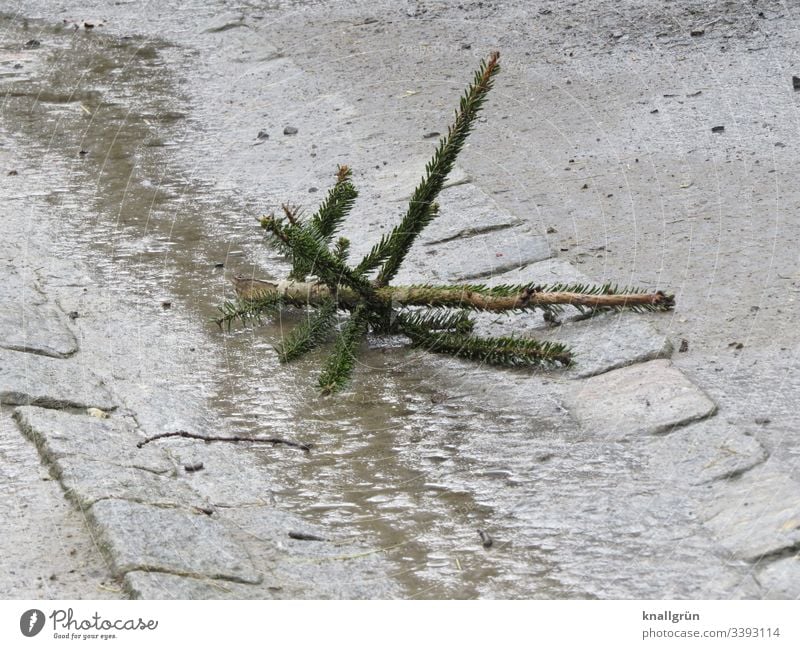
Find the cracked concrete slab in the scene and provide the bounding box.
[644,417,768,485]
[14,406,172,474]
[702,464,800,562]
[90,499,261,584]
[0,348,115,410]
[567,359,717,440]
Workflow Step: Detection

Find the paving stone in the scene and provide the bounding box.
[756,555,800,599]
[702,465,800,562]
[396,225,551,284]
[0,349,115,410]
[540,311,673,378]
[0,268,77,358]
[644,417,767,485]
[375,162,470,202]
[567,359,717,440]
[13,406,172,474]
[159,438,280,507]
[418,182,521,245]
[90,499,261,584]
[219,506,399,598]
[124,571,266,599]
[0,300,78,358]
[55,458,201,509]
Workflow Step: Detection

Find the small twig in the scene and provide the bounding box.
[288,531,329,542]
[136,430,311,452]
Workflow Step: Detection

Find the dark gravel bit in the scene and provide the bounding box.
[679,339,689,353]
[283,126,298,135]
[184,462,204,473]
[793,76,800,91]
[477,529,493,548]
[78,150,88,156]
[308,186,318,193]
[690,29,705,37]
[161,301,172,309]
[423,131,440,139]
[67,311,79,320]
[711,125,725,133]
[23,39,40,49]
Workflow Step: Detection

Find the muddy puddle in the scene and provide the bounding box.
[0,14,721,599]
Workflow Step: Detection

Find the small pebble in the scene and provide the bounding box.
[679,339,689,353]
[283,126,298,135]
[184,462,204,473]
[422,131,440,139]
[477,529,493,548]
[711,125,725,133]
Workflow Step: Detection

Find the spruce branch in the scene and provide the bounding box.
[309,165,357,243]
[231,278,673,315]
[274,298,338,363]
[399,312,572,367]
[290,166,358,280]
[219,51,675,395]
[358,51,501,284]
[318,304,369,395]
[261,213,376,301]
[215,293,283,330]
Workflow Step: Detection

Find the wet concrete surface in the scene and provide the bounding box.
[1,1,799,598]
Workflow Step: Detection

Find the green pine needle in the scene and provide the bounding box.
[318,304,369,395]
[274,299,338,363]
[402,320,572,368]
[215,294,284,331]
[357,51,501,284]
[397,309,475,335]
[290,166,358,280]
[309,165,357,243]
[261,214,376,300]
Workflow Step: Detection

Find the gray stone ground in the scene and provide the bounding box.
[1,1,799,598]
